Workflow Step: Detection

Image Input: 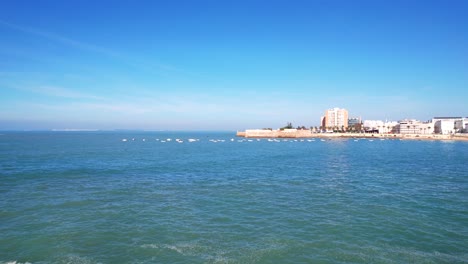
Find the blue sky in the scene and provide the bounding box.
[1,0,467,130]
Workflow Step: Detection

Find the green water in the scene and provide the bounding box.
[0,132,467,263]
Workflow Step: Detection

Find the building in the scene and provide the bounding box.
[455,119,468,133]
[363,120,398,134]
[363,120,383,131]
[348,117,361,126]
[382,121,399,134]
[323,107,348,129]
[347,117,362,132]
[397,119,434,135]
[433,117,468,134]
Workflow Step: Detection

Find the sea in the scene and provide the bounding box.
[0,131,467,264]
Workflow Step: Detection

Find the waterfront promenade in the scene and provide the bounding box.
[237,129,468,141]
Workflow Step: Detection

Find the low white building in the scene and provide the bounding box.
[363,120,383,130]
[433,117,468,134]
[381,121,399,134]
[438,120,455,134]
[397,119,434,134]
[363,120,398,134]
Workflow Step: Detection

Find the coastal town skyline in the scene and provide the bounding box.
[1,1,468,130]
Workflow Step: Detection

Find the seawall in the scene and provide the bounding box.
[237,129,312,138]
[236,129,468,141]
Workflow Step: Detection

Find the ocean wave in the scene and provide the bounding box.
[58,255,102,264]
[1,262,32,264]
[141,243,206,255]
[140,238,292,263]
[346,244,468,263]
[141,243,228,263]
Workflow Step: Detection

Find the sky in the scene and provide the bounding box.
[1,0,467,130]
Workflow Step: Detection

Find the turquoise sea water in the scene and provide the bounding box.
[0,131,467,264]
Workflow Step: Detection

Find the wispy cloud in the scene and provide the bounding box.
[31,86,105,100]
[0,20,178,74]
[3,83,106,100]
[0,20,118,57]
[28,95,295,118]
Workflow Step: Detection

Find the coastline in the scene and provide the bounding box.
[236,130,468,141]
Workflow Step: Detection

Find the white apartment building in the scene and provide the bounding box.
[433,117,468,134]
[397,119,434,134]
[322,107,348,129]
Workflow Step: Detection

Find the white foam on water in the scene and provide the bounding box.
[355,244,468,263]
[141,242,227,261]
[141,240,294,263]
[59,255,101,264]
[2,262,32,264]
[141,243,193,255]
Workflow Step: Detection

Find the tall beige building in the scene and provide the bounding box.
[322,107,349,128]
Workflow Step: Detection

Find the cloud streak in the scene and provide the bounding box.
[3,83,106,101]
[0,20,118,57]
[0,20,178,74]
[30,86,106,100]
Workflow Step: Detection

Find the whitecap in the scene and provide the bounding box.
[59,255,100,264]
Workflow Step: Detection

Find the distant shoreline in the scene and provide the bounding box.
[236,130,468,141]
